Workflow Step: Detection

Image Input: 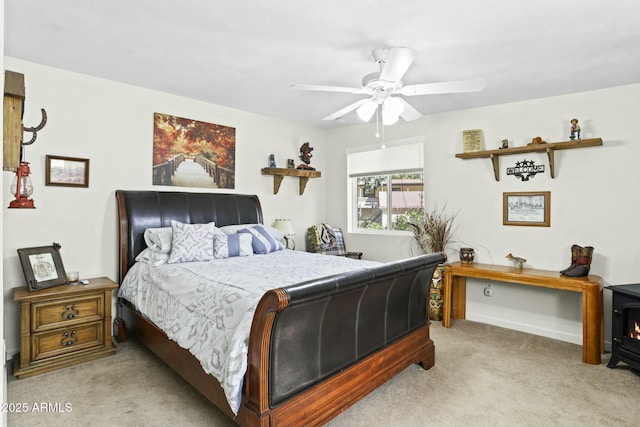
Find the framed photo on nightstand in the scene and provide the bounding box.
[17,243,68,291]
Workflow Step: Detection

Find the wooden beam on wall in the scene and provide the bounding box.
[4,70,25,171]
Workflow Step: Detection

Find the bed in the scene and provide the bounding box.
[115,190,445,426]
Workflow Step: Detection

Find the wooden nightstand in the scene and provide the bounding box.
[13,277,118,378]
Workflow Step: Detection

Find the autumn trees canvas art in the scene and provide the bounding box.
[152,113,236,189]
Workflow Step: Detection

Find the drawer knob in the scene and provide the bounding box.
[61,304,79,319]
[60,330,78,347]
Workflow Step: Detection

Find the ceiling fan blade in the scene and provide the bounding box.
[290,83,364,93]
[379,47,416,82]
[401,79,486,96]
[397,98,422,122]
[322,98,371,121]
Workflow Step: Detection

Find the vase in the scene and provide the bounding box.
[459,247,475,264]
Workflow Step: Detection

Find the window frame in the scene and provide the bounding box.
[346,138,424,235]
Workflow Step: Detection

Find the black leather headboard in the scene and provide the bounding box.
[116,190,263,282]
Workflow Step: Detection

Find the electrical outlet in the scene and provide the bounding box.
[483,284,494,297]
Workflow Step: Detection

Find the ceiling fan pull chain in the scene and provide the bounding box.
[382,112,386,148]
[375,103,380,138]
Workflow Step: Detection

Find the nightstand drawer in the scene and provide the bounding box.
[32,294,104,332]
[32,322,104,361]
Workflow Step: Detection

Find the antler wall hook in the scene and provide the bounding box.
[22,108,47,146]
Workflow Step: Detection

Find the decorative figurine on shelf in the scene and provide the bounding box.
[296,142,315,170]
[527,136,547,146]
[499,139,509,149]
[560,244,594,277]
[570,118,581,140]
[268,154,276,168]
[506,253,527,269]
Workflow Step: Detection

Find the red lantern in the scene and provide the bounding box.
[9,161,35,208]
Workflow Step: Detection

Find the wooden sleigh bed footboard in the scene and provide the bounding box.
[115,190,445,426]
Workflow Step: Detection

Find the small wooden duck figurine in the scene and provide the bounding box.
[506,253,526,269]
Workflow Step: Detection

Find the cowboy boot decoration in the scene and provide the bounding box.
[561,245,594,277]
[559,244,580,275]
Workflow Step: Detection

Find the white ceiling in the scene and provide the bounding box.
[5,1,640,128]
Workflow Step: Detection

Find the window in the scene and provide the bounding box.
[347,138,424,233]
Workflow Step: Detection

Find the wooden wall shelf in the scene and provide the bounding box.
[455,138,603,180]
[261,167,321,195]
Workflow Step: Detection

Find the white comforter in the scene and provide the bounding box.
[118,250,379,415]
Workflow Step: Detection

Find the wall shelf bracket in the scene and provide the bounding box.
[490,154,499,181]
[546,147,556,178]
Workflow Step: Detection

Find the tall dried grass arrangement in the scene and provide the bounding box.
[409,205,457,254]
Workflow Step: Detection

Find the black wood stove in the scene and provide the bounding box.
[607,283,640,371]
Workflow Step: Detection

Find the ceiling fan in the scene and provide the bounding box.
[291,47,486,125]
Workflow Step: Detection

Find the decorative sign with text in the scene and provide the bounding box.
[462,129,483,152]
[506,159,545,181]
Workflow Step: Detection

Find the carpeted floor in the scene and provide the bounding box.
[7,320,639,426]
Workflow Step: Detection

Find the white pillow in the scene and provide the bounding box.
[144,227,173,253]
[167,220,216,263]
[213,234,253,258]
[135,248,170,266]
[219,224,285,241]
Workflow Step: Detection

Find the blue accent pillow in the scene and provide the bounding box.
[238,224,284,254]
[213,234,253,258]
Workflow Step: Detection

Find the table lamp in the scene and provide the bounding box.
[272,219,295,249]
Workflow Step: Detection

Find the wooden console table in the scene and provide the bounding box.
[442,262,603,365]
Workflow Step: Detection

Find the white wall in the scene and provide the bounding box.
[2,57,327,356]
[326,83,640,347]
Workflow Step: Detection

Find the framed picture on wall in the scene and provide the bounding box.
[45,155,90,187]
[152,113,236,189]
[462,129,484,152]
[17,243,68,291]
[503,191,550,227]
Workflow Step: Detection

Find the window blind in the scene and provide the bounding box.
[347,137,424,177]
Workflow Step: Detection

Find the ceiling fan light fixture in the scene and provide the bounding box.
[380,96,404,125]
[382,114,399,126]
[382,109,400,126]
[356,101,377,122]
[384,96,404,117]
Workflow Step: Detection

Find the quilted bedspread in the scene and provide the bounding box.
[118,249,379,415]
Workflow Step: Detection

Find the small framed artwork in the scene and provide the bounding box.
[45,155,90,187]
[17,243,68,291]
[462,129,484,153]
[503,191,550,227]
